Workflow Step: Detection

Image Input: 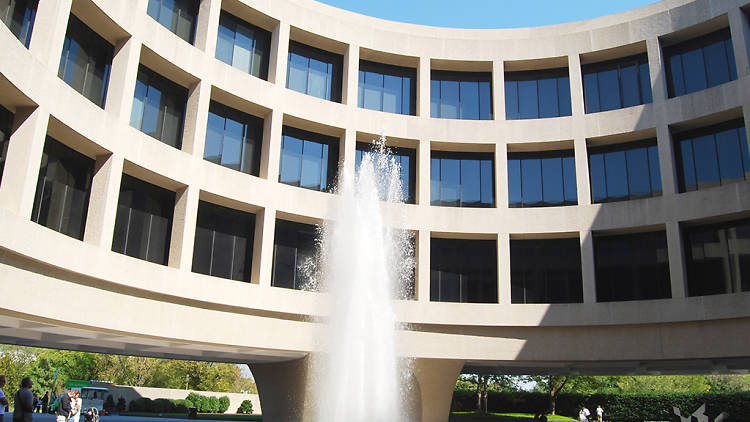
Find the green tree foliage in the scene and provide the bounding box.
[238,399,254,414]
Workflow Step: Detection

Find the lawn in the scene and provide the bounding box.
[119,413,262,421]
[451,411,577,421]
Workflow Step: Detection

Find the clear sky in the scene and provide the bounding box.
[314,0,662,29]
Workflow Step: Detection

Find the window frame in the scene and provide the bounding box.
[430,150,495,208]
[587,138,662,203]
[192,200,255,282]
[505,67,572,120]
[355,142,417,204]
[582,53,652,113]
[146,0,198,44]
[286,40,343,103]
[430,70,493,120]
[130,64,188,149]
[507,149,578,208]
[0,0,38,47]
[215,10,271,80]
[663,28,737,98]
[358,59,417,116]
[510,237,584,304]
[278,126,339,193]
[204,101,264,176]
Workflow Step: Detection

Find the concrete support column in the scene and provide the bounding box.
[567,54,585,117]
[497,232,511,305]
[494,143,508,209]
[167,184,200,270]
[666,221,687,299]
[0,107,49,217]
[268,22,290,86]
[83,153,124,248]
[260,109,283,181]
[105,37,143,123]
[28,0,72,67]
[251,207,276,286]
[417,57,431,118]
[341,127,357,178]
[194,0,222,55]
[580,230,597,303]
[656,124,679,196]
[646,37,668,104]
[491,60,505,121]
[729,7,750,78]
[416,229,430,301]
[182,80,212,157]
[343,44,360,106]
[573,136,591,206]
[250,356,311,422]
[411,358,464,422]
[417,139,430,205]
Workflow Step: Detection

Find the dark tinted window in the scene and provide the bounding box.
[430,238,497,303]
[358,60,416,115]
[31,137,93,240]
[0,0,37,47]
[430,71,492,120]
[286,41,343,102]
[146,0,198,43]
[505,68,571,120]
[279,126,339,192]
[272,219,318,290]
[204,101,263,176]
[355,142,416,203]
[192,201,255,282]
[58,14,113,108]
[588,139,662,203]
[582,54,652,113]
[130,65,188,149]
[508,150,577,207]
[684,219,750,296]
[0,105,13,184]
[215,11,271,80]
[674,120,750,192]
[431,151,494,207]
[664,29,737,98]
[594,230,671,302]
[510,238,583,303]
[112,175,175,265]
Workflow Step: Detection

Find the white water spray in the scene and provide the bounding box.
[311,136,414,422]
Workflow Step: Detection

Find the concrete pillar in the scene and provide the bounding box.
[417,139,430,206]
[105,37,142,124]
[573,136,591,206]
[494,143,508,209]
[167,184,200,270]
[251,207,276,286]
[83,153,124,248]
[341,127,357,179]
[250,356,311,422]
[666,221,687,298]
[417,57,430,117]
[342,44,359,106]
[260,109,283,181]
[416,229,430,301]
[268,22,290,86]
[580,230,597,303]
[656,123,679,196]
[28,0,72,67]
[491,59,505,121]
[411,358,464,422]
[728,7,750,78]
[497,232,511,305]
[0,107,49,217]
[646,37,667,104]
[567,54,585,117]
[182,80,212,157]
[194,0,222,55]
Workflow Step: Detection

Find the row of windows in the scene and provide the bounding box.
[5,3,745,127]
[2,127,747,303]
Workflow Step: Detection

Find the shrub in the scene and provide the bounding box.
[103,395,115,413]
[237,400,253,414]
[171,399,189,413]
[128,398,153,412]
[207,396,220,413]
[152,398,174,413]
[115,397,126,412]
[184,399,194,410]
[218,396,230,414]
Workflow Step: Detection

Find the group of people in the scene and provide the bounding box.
[0,374,83,422]
[579,405,605,422]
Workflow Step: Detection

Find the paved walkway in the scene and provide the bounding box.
[1,412,257,422]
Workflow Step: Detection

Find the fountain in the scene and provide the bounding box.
[309,135,414,422]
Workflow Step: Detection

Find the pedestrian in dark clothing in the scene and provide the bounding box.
[12,377,33,422]
[55,391,71,422]
[40,394,48,415]
[0,375,9,422]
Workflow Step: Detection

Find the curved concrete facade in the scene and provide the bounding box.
[1,0,750,420]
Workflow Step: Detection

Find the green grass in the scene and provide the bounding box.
[451,411,577,421]
[118,413,262,421]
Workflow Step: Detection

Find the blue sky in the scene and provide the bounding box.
[315,0,661,29]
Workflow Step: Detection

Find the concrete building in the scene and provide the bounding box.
[0,0,749,421]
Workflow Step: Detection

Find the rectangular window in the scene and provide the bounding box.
[31,137,94,240]
[204,101,263,176]
[594,230,671,302]
[146,0,198,44]
[192,201,255,282]
[674,119,750,192]
[272,219,318,290]
[508,149,577,207]
[430,151,494,207]
[505,68,571,120]
[355,142,416,203]
[215,11,271,80]
[510,238,583,304]
[358,60,416,115]
[588,139,662,203]
[430,71,492,120]
[130,65,188,149]
[684,218,750,296]
[279,126,339,192]
[582,54,652,113]
[430,238,497,303]
[0,105,13,184]
[58,14,114,108]
[0,0,37,47]
[286,41,343,102]
[664,28,737,98]
[112,174,175,265]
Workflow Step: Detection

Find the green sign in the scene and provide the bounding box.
[64,379,91,389]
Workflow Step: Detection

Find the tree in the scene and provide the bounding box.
[526,375,570,415]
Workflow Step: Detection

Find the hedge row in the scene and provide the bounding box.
[127,393,230,414]
[451,391,750,421]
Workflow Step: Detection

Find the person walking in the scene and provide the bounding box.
[55,391,72,422]
[67,391,81,422]
[596,405,604,422]
[12,377,33,422]
[40,394,48,415]
[0,375,9,422]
